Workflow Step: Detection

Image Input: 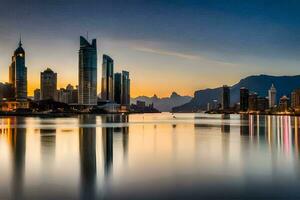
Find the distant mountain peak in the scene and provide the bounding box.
[170,92,180,98]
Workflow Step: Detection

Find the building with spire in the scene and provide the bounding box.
[268,84,276,108]
[9,38,27,100]
[78,36,97,105]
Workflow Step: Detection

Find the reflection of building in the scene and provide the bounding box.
[240,87,249,112]
[41,68,57,100]
[240,114,249,135]
[9,40,27,100]
[78,36,97,105]
[291,89,300,111]
[79,115,96,199]
[102,116,114,176]
[40,128,56,168]
[268,84,276,108]
[221,114,230,133]
[221,85,230,110]
[101,54,114,102]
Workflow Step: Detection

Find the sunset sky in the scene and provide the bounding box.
[1,0,300,97]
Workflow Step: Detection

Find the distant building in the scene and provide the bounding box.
[57,84,78,104]
[268,84,276,108]
[101,54,114,101]
[248,93,258,112]
[221,85,230,110]
[121,71,130,107]
[78,36,97,105]
[0,82,14,100]
[240,87,249,112]
[257,96,268,112]
[114,73,122,104]
[34,89,40,101]
[0,100,29,111]
[291,89,300,111]
[279,96,289,112]
[41,68,57,100]
[9,39,27,100]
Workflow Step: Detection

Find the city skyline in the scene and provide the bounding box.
[1,1,300,97]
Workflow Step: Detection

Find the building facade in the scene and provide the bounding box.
[9,40,27,100]
[78,36,97,105]
[34,89,41,101]
[121,71,130,107]
[114,73,122,104]
[248,93,258,112]
[0,83,14,100]
[101,54,114,101]
[240,87,249,112]
[41,68,57,100]
[221,85,230,110]
[268,84,276,108]
[291,89,300,111]
[57,84,78,104]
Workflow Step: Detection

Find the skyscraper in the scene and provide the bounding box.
[41,68,57,100]
[114,73,122,104]
[78,36,97,105]
[221,85,230,110]
[291,89,300,111]
[9,39,27,100]
[121,71,130,107]
[240,87,249,112]
[101,54,114,101]
[268,84,276,108]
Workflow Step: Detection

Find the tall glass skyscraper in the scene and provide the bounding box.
[78,36,97,105]
[121,71,130,107]
[114,73,122,104]
[101,54,114,101]
[9,39,27,100]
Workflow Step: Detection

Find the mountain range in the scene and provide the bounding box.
[173,74,300,112]
[131,92,192,112]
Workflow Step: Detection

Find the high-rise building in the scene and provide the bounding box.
[34,89,41,101]
[221,85,230,110]
[78,36,97,105]
[9,39,27,100]
[114,73,122,104]
[101,54,114,101]
[291,89,300,111]
[41,68,57,100]
[240,87,249,112]
[268,84,276,108]
[57,84,78,104]
[248,93,258,112]
[257,96,268,112]
[121,71,130,107]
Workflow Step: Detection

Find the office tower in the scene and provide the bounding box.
[221,85,230,110]
[101,54,114,101]
[9,39,27,100]
[291,89,300,110]
[41,68,57,100]
[78,36,97,105]
[114,73,122,104]
[240,87,249,112]
[268,84,276,108]
[34,89,41,101]
[121,71,130,107]
[248,93,258,111]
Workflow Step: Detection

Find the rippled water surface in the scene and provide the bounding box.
[1,113,300,199]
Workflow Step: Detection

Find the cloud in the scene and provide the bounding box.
[134,46,237,67]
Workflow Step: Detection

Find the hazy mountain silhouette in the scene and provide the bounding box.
[173,74,300,112]
[131,92,192,112]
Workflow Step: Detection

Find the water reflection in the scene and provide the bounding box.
[2,114,300,199]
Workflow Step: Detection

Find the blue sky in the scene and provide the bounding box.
[0,0,300,97]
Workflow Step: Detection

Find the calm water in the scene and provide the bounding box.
[1,113,300,199]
